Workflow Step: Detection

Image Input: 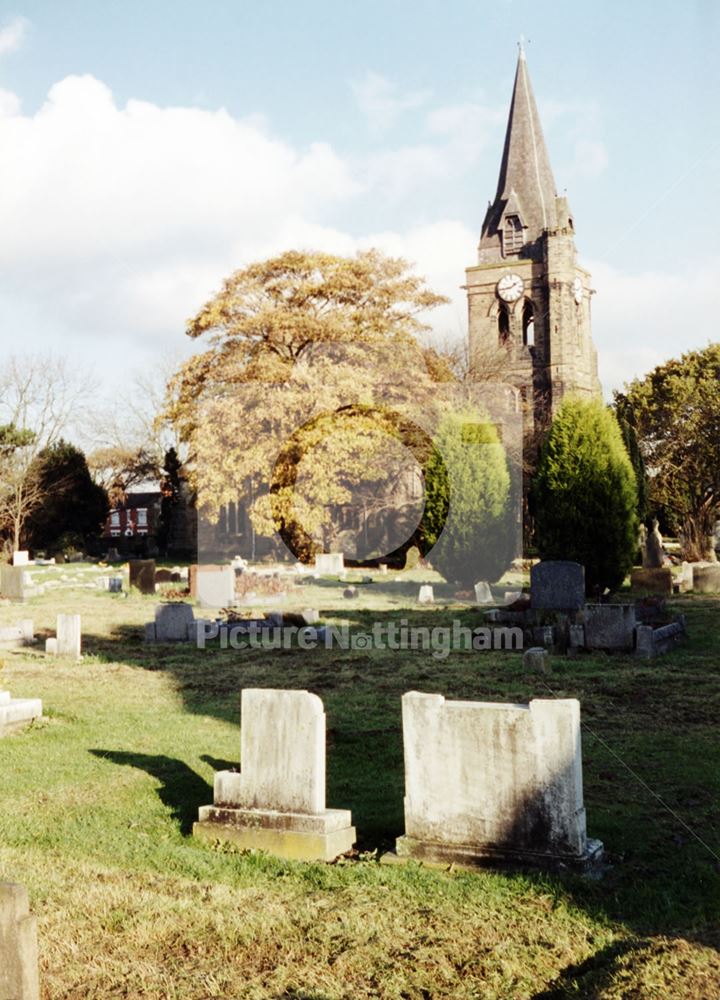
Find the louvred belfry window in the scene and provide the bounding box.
[503,214,524,255]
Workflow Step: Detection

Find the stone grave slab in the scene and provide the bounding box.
[531,561,585,611]
[0,883,40,999]
[314,552,344,575]
[194,688,355,861]
[630,568,672,595]
[391,692,601,871]
[0,691,43,738]
[196,567,236,609]
[129,559,156,595]
[692,564,720,593]
[583,604,635,651]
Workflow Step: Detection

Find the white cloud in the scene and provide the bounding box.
[0,16,29,56]
[588,257,720,395]
[0,75,360,351]
[351,71,431,133]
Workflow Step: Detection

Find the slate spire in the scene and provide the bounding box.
[480,47,559,256]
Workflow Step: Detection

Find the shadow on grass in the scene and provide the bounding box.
[530,939,646,999]
[76,598,720,954]
[89,749,211,835]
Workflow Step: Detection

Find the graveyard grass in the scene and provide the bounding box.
[1,571,719,999]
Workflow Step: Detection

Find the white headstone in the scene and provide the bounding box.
[217,689,325,814]
[11,551,29,567]
[56,614,81,658]
[396,692,601,868]
[474,581,493,604]
[196,567,236,609]
[314,552,344,575]
[0,689,42,736]
[418,585,434,604]
[154,602,194,642]
[195,688,356,861]
[44,638,57,655]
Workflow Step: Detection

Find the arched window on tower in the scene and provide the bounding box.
[503,214,524,255]
[522,300,534,348]
[498,303,510,344]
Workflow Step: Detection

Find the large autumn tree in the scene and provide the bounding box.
[615,343,720,561]
[165,249,453,558]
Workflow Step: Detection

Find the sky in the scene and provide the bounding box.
[0,0,719,409]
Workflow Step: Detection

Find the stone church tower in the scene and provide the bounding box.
[466,45,601,434]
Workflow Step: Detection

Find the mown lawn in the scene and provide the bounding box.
[1,572,719,998]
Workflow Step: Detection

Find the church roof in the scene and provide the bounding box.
[480,46,558,255]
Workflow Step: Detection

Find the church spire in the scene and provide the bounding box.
[479,47,559,258]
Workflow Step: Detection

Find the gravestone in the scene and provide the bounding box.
[692,564,720,594]
[194,688,356,861]
[638,523,648,567]
[0,621,33,650]
[393,692,602,870]
[301,609,320,625]
[0,690,43,737]
[635,619,686,659]
[56,614,82,658]
[129,559,156,594]
[404,546,421,570]
[11,551,29,567]
[675,562,693,593]
[523,647,549,674]
[0,883,40,999]
[109,577,122,593]
[153,603,195,642]
[155,568,173,583]
[645,519,665,568]
[474,581,493,605]
[583,604,636,651]
[314,552,344,575]
[0,565,26,602]
[418,585,434,605]
[530,561,585,611]
[630,567,673,595]
[196,567,236,609]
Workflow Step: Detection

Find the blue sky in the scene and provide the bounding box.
[1,1,718,406]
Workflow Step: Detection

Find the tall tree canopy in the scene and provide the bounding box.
[25,441,109,553]
[165,249,452,558]
[531,398,638,594]
[615,343,720,561]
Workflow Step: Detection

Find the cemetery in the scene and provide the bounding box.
[0,551,719,997]
[1,11,719,998]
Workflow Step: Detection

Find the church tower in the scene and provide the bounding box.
[466,45,601,433]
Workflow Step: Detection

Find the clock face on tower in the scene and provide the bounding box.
[573,277,584,305]
[497,273,524,302]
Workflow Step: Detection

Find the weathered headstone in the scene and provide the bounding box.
[0,565,26,602]
[0,883,40,999]
[109,577,122,593]
[404,546,421,570]
[314,552,344,575]
[0,690,43,737]
[474,581,493,605]
[152,603,195,642]
[645,519,665,568]
[675,562,693,593]
[530,561,585,611]
[635,618,686,658]
[583,604,636,651]
[630,567,673,595]
[11,551,29,567]
[44,638,57,655]
[194,688,355,861]
[393,692,602,870]
[0,621,33,650]
[418,585,434,605]
[523,647,549,674]
[129,559,156,594]
[155,568,173,583]
[301,608,320,625]
[196,567,236,609]
[56,614,82,658]
[692,564,720,594]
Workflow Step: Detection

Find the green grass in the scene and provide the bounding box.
[0,571,719,998]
